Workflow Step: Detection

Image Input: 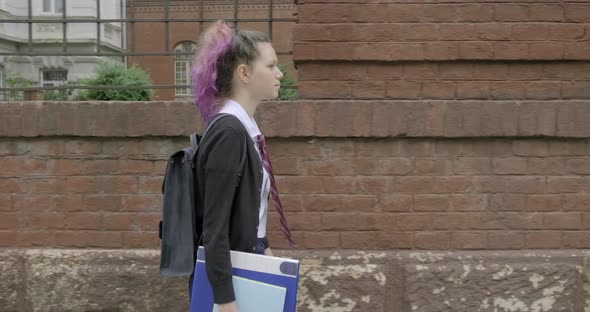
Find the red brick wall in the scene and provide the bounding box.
[1,101,589,250]
[1,1,589,251]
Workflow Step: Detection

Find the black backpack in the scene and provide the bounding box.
[158,114,228,277]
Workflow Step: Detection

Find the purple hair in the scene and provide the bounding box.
[191,21,270,124]
[191,21,233,124]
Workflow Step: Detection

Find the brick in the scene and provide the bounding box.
[0,230,17,246]
[529,4,564,21]
[457,82,489,99]
[304,232,339,249]
[528,43,564,61]
[414,231,451,249]
[377,231,413,249]
[562,232,590,248]
[525,232,561,249]
[562,82,590,99]
[298,81,351,99]
[415,158,453,176]
[450,195,487,212]
[474,176,506,193]
[432,177,474,194]
[99,176,138,194]
[457,4,494,22]
[493,43,528,60]
[459,42,494,59]
[53,230,87,247]
[511,24,549,41]
[505,176,547,194]
[341,231,379,249]
[268,212,320,232]
[64,177,100,194]
[83,159,119,174]
[118,159,154,174]
[380,194,412,212]
[0,179,23,193]
[527,195,561,212]
[341,195,377,212]
[422,82,456,99]
[14,195,57,212]
[547,177,585,193]
[423,42,459,61]
[567,158,590,175]
[473,63,509,80]
[451,231,487,249]
[525,82,561,99]
[414,195,449,212]
[542,212,581,230]
[396,177,434,193]
[17,231,56,247]
[452,157,490,175]
[47,159,83,176]
[354,158,413,176]
[0,195,12,211]
[395,214,432,231]
[357,176,394,194]
[563,43,590,61]
[102,213,136,231]
[321,213,378,231]
[564,4,590,22]
[303,195,342,212]
[563,195,590,211]
[121,195,162,212]
[512,140,549,156]
[86,231,124,248]
[64,140,101,155]
[55,195,84,212]
[492,157,528,174]
[366,63,403,80]
[489,194,527,212]
[424,4,457,22]
[0,213,18,229]
[508,64,544,80]
[385,82,421,99]
[548,141,587,156]
[64,213,102,230]
[489,82,526,99]
[21,212,64,230]
[433,213,482,230]
[494,4,529,21]
[488,231,525,249]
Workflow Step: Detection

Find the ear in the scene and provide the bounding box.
[236,64,250,83]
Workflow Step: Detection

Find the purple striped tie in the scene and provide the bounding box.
[256,134,296,248]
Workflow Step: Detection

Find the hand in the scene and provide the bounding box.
[218,302,238,312]
[264,247,274,256]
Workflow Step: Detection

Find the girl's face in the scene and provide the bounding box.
[246,42,283,101]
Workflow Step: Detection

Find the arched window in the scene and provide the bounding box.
[174,41,197,97]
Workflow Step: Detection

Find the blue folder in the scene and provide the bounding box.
[190,246,300,312]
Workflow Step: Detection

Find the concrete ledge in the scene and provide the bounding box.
[2,249,590,311]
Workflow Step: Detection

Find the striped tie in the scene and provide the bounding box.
[256,134,296,248]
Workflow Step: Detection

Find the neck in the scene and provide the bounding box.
[229,92,259,118]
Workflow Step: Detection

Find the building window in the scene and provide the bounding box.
[41,69,68,100]
[174,42,196,97]
[43,0,64,14]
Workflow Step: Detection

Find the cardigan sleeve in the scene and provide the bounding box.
[200,125,246,304]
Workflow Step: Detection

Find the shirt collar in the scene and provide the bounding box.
[219,99,262,140]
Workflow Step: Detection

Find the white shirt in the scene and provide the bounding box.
[219,99,270,238]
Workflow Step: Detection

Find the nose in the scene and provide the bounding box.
[277,67,284,79]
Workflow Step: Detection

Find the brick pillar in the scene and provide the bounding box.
[294,1,590,100]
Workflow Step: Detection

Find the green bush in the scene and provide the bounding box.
[5,73,33,101]
[278,65,297,101]
[83,63,153,101]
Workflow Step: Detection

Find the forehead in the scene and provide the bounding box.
[254,42,277,62]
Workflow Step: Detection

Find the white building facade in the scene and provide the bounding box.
[0,0,125,98]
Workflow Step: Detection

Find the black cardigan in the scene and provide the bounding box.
[194,114,264,304]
